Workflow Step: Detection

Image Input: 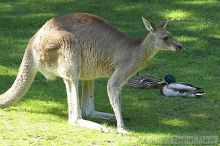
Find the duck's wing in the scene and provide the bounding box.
[167,83,197,91]
[162,85,189,96]
[167,83,205,97]
[179,83,205,93]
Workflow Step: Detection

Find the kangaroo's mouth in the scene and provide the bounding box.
[175,44,182,52]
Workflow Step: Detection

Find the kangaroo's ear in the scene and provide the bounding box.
[142,17,157,32]
[157,19,170,28]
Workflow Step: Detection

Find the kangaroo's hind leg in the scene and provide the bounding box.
[60,32,110,132]
[81,80,115,121]
[63,79,109,132]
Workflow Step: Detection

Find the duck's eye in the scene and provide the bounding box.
[162,36,169,41]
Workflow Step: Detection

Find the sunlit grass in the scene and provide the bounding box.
[0,66,18,76]
[177,0,219,5]
[115,4,143,12]
[187,23,210,31]
[22,13,56,18]
[178,36,199,43]
[165,10,190,20]
[161,118,190,127]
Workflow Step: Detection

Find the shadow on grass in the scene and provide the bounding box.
[0,0,220,139]
[1,73,219,136]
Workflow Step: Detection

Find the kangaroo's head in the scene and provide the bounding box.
[142,17,182,51]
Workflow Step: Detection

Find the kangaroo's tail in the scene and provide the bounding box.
[0,47,37,108]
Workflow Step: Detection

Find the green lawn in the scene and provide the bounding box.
[0,0,220,145]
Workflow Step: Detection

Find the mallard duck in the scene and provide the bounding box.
[160,74,205,97]
[127,73,163,88]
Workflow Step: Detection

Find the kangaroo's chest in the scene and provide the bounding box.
[79,55,114,80]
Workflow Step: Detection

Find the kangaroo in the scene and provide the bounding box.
[0,13,182,134]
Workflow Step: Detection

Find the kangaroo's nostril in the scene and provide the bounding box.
[178,45,182,50]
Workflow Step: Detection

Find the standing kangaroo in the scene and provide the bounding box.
[0,13,182,134]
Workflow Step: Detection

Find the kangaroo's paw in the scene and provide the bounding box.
[69,119,111,133]
[117,127,127,135]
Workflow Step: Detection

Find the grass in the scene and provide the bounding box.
[0,0,220,145]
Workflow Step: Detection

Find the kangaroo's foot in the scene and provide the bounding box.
[82,111,115,121]
[117,127,127,135]
[69,119,111,133]
[110,116,130,123]
[82,111,130,123]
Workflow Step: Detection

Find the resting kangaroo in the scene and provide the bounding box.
[0,13,182,134]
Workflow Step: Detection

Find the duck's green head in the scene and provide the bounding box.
[165,74,176,84]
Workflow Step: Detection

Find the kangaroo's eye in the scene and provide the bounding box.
[162,36,169,41]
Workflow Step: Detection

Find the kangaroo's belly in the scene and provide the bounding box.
[33,47,115,81]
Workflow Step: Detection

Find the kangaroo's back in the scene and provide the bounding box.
[44,13,129,50]
[39,13,140,79]
[48,13,126,44]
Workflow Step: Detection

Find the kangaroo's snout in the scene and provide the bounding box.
[174,41,183,52]
[176,44,182,51]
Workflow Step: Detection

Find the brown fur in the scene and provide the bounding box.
[0,13,182,134]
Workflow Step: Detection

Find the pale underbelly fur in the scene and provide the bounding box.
[80,64,113,80]
[35,57,114,81]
